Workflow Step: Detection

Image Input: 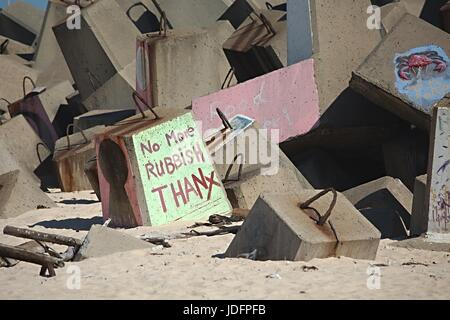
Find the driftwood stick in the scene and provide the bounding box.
[3,226,83,248]
[0,243,64,268]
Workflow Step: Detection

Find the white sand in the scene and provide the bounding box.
[1,190,449,300]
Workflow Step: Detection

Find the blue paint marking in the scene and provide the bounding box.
[394,45,450,114]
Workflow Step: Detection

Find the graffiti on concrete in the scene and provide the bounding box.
[394,45,450,114]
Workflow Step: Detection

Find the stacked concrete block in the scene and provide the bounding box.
[153,0,229,30]
[7,80,75,151]
[288,0,382,117]
[0,170,55,219]
[136,21,234,110]
[225,191,381,261]
[0,55,39,104]
[350,14,450,130]
[223,9,286,82]
[95,108,232,228]
[0,35,33,57]
[193,58,319,143]
[53,125,105,192]
[0,115,51,174]
[73,109,137,132]
[0,0,44,46]
[53,0,140,111]
[343,177,413,239]
[33,0,74,87]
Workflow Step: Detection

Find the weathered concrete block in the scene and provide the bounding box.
[410,174,428,236]
[73,109,137,132]
[225,191,381,261]
[343,177,413,239]
[380,2,408,35]
[192,59,320,143]
[53,0,139,110]
[0,55,39,104]
[8,82,64,151]
[223,9,286,82]
[95,108,232,228]
[0,115,50,174]
[0,170,55,219]
[350,14,450,130]
[33,0,73,87]
[425,96,450,234]
[204,116,312,198]
[136,21,234,110]
[0,0,44,46]
[288,0,381,115]
[0,35,33,57]
[53,126,105,192]
[74,225,153,261]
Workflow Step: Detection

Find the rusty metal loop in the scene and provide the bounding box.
[0,39,9,54]
[36,142,50,164]
[266,2,273,10]
[223,153,244,184]
[299,188,338,226]
[0,98,11,107]
[66,124,88,150]
[221,68,235,89]
[132,91,159,120]
[126,2,151,22]
[23,76,36,98]
[216,108,233,130]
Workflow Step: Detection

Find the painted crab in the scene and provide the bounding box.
[396,51,447,81]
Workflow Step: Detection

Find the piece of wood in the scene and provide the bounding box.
[0,243,64,268]
[3,226,83,248]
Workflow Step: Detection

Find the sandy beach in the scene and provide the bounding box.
[1,190,449,300]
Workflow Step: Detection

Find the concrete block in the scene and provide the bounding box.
[219,0,286,29]
[0,0,44,46]
[350,14,450,130]
[0,115,51,174]
[53,126,105,192]
[154,0,229,30]
[53,0,140,110]
[343,177,413,238]
[288,0,381,115]
[95,108,232,228]
[0,55,39,104]
[223,9,286,82]
[425,96,450,234]
[74,109,137,132]
[74,225,153,261]
[192,59,320,143]
[411,174,428,236]
[0,170,55,219]
[0,35,33,56]
[204,116,312,197]
[225,191,381,261]
[136,21,234,110]
[8,81,66,151]
[380,2,408,35]
[33,0,74,87]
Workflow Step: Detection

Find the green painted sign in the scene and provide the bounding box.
[132,113,231,226]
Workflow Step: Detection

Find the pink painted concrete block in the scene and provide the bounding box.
[192,59,320,142]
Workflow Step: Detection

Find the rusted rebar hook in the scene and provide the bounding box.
[299,188,338,226]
